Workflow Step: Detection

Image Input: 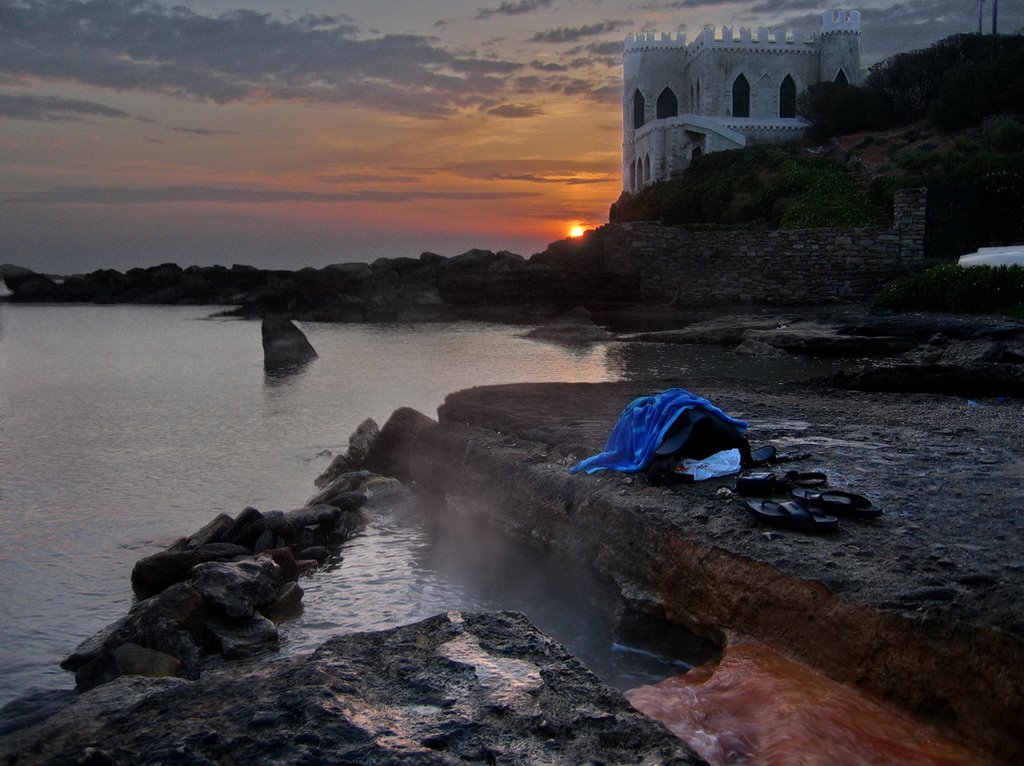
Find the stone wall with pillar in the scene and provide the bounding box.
[583,188,929,306]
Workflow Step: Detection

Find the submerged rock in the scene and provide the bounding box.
[525,306,614,343]
[1,611,703,765]
[261,314,317,368]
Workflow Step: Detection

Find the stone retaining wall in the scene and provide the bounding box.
[591,188,928,306]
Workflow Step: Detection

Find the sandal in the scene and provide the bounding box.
[743,498,839,532]
[790,488,882,518]
[734,470,827,497]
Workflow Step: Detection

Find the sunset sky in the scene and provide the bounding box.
[2,0,1018,273]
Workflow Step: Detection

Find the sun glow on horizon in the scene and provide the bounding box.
[569,225,585,238]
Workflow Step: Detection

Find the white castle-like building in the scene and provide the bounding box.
[623,9,862,191]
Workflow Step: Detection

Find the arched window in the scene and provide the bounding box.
[732,74,750,117]
[635,159,642,190]
[695,80,701,114]
[656,87,678,119]
[779,74,796,118]
[643,154,651,184]
[632,90,646,130]
[834,68,849,86]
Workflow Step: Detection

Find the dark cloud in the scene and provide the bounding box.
[444,158,618,181]
[167,126,240,136]
[745,0,820,11]
[315,174,421,184]
[0,91,130,121]
[530,60,570,72]
[486,102,545,117]
[477,0,553,20]
[530,20,633,43]
[581,40,624,57]
[487,172,612,185]
[10,185,538,204]
[0,0,523,118]
[637,0,744,9]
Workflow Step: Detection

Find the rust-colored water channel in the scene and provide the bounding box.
[627,641,988,766]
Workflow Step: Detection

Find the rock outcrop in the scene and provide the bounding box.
[261,315,317,368]
[524,307,614,343]
[1,611,704,765]
[2,249,639,323]
[397,380,1024,763]
[65,488,372,694]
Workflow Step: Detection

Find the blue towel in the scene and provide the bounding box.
[569,387,747,475]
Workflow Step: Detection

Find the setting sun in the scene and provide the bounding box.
[569,226,585,238]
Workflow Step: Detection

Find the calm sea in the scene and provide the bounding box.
[0,302,836,710]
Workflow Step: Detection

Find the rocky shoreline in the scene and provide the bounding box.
[2,303,1023,764]
[0,243,634,323]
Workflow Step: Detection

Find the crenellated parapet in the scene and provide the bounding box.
[626,26,819,57]
[624,31,689,53]
[821,8,861,34]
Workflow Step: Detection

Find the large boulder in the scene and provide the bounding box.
[314,419,380,487]
[261,315,317,368]
[362,407,437,483]
[3,611,703,765]
[189,558,282,619]
[60,583,209,692]
[131,542,250,595]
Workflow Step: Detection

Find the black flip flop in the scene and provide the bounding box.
[734,470,827,497]
[791,488,883,518]
[744,498,839,532]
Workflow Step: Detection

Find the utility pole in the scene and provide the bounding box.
[978,0,984,34]
[992,0,998,35]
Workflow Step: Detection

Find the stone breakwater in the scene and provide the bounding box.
[1,188,930,319]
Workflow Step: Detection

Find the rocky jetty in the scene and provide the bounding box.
[1,612,702,765]
[261,315,318,368]
[1,245,636,323]
[54,413,395,698]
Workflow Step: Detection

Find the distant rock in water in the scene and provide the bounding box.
[525,306,614,343]
[261,315,317,368]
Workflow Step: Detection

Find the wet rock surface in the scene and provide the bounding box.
[261,314,318,368]
[411,379,1024,762]
[1,611,703,765]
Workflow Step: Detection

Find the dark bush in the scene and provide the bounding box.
[879,263,1024,315]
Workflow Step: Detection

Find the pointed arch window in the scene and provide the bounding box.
[695,80,701,114]
[732,74,750,117]
[656,87,678,119]
[834,68,849,86]
[779,74,797,118]
[632,90,646,129]
[644,154,651,184]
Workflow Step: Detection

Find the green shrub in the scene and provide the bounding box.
[610,145,880,228]
[879,263,1024,314]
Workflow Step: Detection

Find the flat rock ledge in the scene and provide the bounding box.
[0,611,701,766]
[402,380,1024,764]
